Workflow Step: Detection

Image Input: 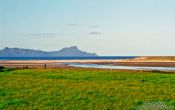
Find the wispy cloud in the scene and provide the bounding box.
[67,24,83,27]
[88,25,99,28]
[67,24,100,28]
[88,31,102,36]
[67,24,78,26]
[28,33,57,38]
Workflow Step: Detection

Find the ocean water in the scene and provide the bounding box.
[0,56,136,60]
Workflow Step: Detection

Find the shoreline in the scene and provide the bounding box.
[0,59,175,68]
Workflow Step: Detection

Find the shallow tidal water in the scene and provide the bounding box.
[68,63,175,71]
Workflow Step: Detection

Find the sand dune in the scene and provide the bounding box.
[122,56,175,62]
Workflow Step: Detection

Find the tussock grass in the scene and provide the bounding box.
[0,68,175,109]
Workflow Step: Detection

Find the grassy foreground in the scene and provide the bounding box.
[0,68,175,110]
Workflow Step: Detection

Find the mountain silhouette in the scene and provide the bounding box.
[0,46,97,57]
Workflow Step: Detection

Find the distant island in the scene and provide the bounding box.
[0,46,97,57]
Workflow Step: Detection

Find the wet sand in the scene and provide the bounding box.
[0,59,175,68]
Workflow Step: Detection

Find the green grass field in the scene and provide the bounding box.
[0,68,175,110]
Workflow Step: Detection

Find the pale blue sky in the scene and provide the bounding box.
[0,0,175,55]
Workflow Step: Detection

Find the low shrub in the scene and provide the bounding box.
[0,67,15,72]
[0,66,4,69]
[0,66,4,72]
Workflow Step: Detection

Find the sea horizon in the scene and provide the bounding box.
[0,56,136,60]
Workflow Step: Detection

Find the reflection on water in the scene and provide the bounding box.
[67,63,175,71]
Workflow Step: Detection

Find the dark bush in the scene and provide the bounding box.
[152,70,162,73]
[0,67,15,72]
[0,66,4,69]
[3,68,15,72]
[0,66,4,72]
[151,70,172,74]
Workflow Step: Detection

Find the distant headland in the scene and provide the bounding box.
[0,46,97,57]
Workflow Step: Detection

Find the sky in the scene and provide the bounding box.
[0,0,175,56]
